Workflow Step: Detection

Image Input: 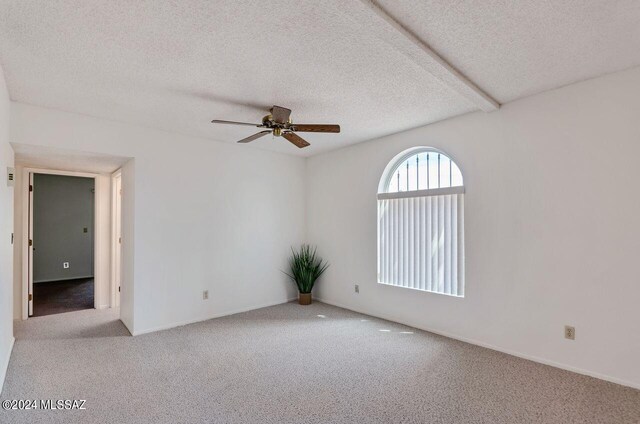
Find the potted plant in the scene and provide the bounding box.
[285,245,329,305]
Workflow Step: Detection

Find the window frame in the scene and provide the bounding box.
[377,146,465,297]
[378,146,464,195]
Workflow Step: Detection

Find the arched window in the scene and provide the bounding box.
[377,147,465,297]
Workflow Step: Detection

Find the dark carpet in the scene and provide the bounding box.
[32,278,94,317]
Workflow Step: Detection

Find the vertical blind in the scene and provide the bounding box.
[377,187,465,296]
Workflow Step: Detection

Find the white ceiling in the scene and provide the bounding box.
[12,143,130,174]
[375,0,640,103]
[1,1,639,157]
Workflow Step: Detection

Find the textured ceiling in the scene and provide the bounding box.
[376,0,640,103]
[1,1,639,157]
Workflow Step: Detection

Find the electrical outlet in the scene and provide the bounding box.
[354,284,359,294]
[564,325,575,340]
[203,290,209,300]
[63,262,69,269]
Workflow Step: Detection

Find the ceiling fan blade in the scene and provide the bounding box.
[211,119,260,127]
[282,132,310,148]
[290,124,340,133]
[270,105,291,124]
[237,130,272,143]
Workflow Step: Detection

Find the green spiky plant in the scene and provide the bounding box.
[284,245,329,294]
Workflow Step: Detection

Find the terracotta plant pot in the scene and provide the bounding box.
[298,293,312,305]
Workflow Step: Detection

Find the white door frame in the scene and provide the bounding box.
[110,169,122,308]
[21,167,105,319]
[27,172,34,316]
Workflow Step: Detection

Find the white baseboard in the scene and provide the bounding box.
[0,337,15,395]
[315,297,640,390]
[131,297,298,336]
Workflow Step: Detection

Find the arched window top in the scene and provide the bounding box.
[376,146,465,296]
[379,147,463,194]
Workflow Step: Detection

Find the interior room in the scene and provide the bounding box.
[0,1,639,423]
[31,173,95,317]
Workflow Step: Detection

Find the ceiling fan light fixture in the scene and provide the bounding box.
[211,105,340,148]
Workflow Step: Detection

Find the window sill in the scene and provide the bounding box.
[377,281,464,298]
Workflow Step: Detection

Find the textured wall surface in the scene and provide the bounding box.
[307,67,640,388]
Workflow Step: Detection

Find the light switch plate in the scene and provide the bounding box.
[7,167,15,187]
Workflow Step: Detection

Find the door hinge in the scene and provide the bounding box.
[29,184,33,192]
[118,237,121,244]
[118,286,121,293]
[28,239,33,247]
[28,294,33,301]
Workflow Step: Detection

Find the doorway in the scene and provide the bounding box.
[14,144,132,325]
[29,172,96,317]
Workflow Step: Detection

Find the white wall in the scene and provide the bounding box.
[7,63,638,390]
[119,159,135,331]
[10,103,306,334]
[0,64,14,393]
[307,66,640,389]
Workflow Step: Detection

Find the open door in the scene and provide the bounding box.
[27,172,34,316]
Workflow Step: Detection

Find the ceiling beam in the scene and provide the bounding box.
[345,0,500,112]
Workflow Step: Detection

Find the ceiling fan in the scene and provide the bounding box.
[211,105,340,148]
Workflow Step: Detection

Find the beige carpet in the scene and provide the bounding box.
[1,302,639,423]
